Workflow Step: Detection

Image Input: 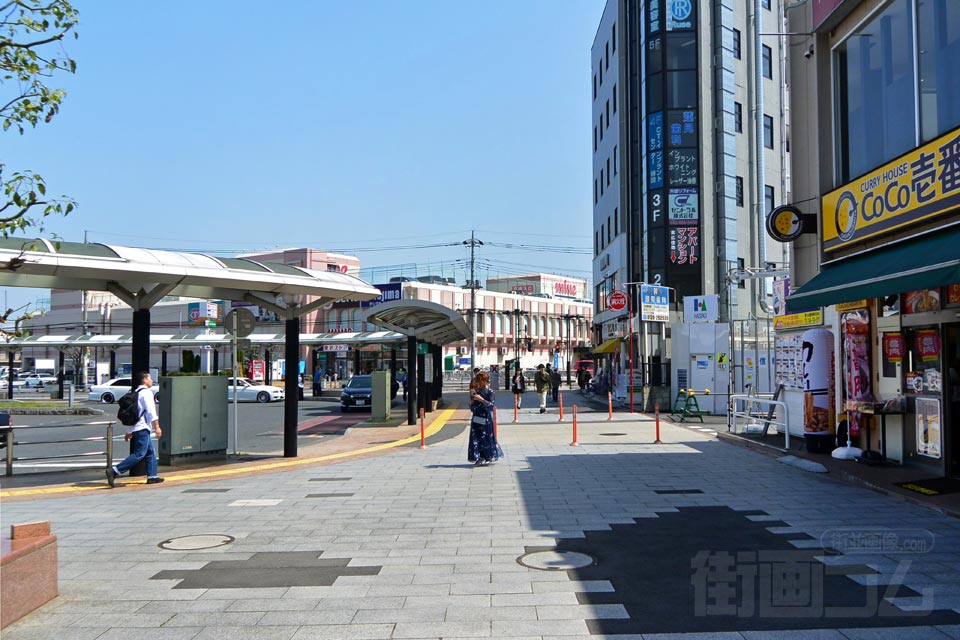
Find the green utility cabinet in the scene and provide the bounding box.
[158,376,228,465]
[371,370,391,421]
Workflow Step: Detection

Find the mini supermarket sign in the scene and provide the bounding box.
[774,310,824,330]
[821,126,960,252]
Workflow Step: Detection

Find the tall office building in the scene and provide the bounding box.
[591,0,790,349]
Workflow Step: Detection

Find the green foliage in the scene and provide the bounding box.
[1,0,79,237]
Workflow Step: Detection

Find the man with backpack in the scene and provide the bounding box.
[534,364,551,414]
[106,371,163,487]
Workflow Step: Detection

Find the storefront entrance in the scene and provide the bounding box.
[946,324,960,477]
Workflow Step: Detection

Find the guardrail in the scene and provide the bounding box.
[1,420,116,477]
[729,394,791,448]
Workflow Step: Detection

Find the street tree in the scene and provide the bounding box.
[1,0,79,237]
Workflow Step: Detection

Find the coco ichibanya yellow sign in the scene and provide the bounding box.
[822,127,960,252]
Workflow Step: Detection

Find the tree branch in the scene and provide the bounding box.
[0,26,72,49]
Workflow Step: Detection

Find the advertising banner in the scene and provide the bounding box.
[683,295,718,322]
[641,285,670,322]
[842,310,872,438]
[774,310,823,330]
[821,127,960,252]
[360,283,402,308]
[915,397,942,458]
[801,328,835,435]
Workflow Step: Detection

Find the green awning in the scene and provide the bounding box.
[786,226,960,312]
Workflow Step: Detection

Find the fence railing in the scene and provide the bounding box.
[728,394,791,448]
[1,419,116,476]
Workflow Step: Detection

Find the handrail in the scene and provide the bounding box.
[728,394,791,448]
[1,420,115,476]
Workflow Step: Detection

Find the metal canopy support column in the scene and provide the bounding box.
[416,350,426,416]
[390,347,397,400]
[161,350,167,377]
[407,335,417,425]
[6,351,13,399]
[265,350,272,384]
[58,351,65,399]
[432,344,442,403]
[109,351,116,379]
[132,309,150,378]
[212,349,219,374]
[285,316,300,458]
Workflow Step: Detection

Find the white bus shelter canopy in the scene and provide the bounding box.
[361,299,471,346]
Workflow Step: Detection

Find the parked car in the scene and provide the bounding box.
[13,372,58,389]
[87,378,159,404]
[340,375,372,412]
[226,377,284,403]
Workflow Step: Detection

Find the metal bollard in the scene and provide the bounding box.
[571,405,579,446]
[514,395,518,424]
[655,403,662,444]
[558,391,564,422]
[608,391,613,421]
[419,408,426,449]
[493,407,499,442]
[106,423,114,468]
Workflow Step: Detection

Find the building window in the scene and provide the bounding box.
[612,22,616,52]
[605,42,609,70]
[599,62,603,86]
[594,179,598,204]
[593,74,597,100]
[607,216,612,243]
[601,223,605,247]
[613,84,617,112]
[734,101,742,132]
[736,176,744,207]
[605,100,610,128]
[733,28,741,59]
[606,158,610,185]
[762,0,770,9]
[919,0,960,141]
[836,0,915,182]
[613,145,618,174]
[595,231,599,255]
[594,127,597,152]
[600,115,604,140]
[764,185,775,213]
[763,114,774,149]
[600,170,604,195]
[762,44,772,79]
[614,207,619,235]
[737,258,745,289]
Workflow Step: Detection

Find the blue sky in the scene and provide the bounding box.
[4,1,602,316]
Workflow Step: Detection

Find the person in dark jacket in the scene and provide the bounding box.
[549,365,561,402]
[511,367,526,409]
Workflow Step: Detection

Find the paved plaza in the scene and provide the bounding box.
[3,400,960,639]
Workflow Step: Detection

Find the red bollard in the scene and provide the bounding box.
[419,407,426,449]
[514,395,518,423]
[608,391,613,421]
[655,402,662,444]
[493,407,499,442]
[559,391,564,422]
[571,404,579,446]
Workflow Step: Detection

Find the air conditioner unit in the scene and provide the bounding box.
[456,346,466,355]
[498,347,508,355]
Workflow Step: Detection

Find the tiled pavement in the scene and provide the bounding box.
[3,401,960,639]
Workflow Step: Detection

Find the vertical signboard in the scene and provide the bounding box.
[646,0,701,299]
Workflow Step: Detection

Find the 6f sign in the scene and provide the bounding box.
[607,290,628,311]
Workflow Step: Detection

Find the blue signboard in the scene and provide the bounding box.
[648,111,664,151]
[361,283,403,308]
[640,285,671,322]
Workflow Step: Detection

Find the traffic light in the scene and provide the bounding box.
[554,342,561,354]
[526,339,534,352]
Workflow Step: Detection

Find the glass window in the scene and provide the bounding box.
[762,45,772,79]
[919,0,960,141]
[734,101,742,132]
[612,22,616,52]
[614,145,618,174]
[736,176,744,207]
[836,0,915,181]
[765,184,775,213]
[606,158,610,185]
[593,74,597,100]
[607,216,612,242]
[599,62,603,86]
[615,207,619,235]
[733,28,741,59]
[594,127,597,151]
[606,42,609,70]
[647,73,663,112]
[600,114,604,139]
[594,179,598,204]
[601,170,604,195]
[606,100,610,127]
[764,114,774,149]
[601,222,605,247]
[666,71,697,108]
[613,84,618,112]
[762,0,770,10]
[666,33,697,70]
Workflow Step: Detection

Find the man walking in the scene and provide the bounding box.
[549,364,561,402]
[106,371,163,487]
[534,364,551,414]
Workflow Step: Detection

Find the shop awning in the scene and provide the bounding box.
[786,226,960,312]
[592,337,622,354]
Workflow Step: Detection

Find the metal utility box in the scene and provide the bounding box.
[158,376,228,465]
[371,371,391,421]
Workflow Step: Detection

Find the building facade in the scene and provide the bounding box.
[591,0,790,396]
[782,0,960,477]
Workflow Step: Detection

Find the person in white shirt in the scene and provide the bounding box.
[105,371,163,487]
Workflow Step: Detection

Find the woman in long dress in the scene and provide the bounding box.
[468,371,503,465]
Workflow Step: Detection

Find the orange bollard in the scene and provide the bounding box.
[493,407,499,442]
[571,404,579,446]
[419,407,426,449]
[514,395,519,423]
[608,391,613,421]
[655,402,662,444]
[559,391,564,422]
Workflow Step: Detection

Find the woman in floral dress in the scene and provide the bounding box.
[468,371,503,465]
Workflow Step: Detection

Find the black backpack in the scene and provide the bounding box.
[117,388,145,426]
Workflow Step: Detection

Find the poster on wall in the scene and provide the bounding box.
[801,328,835,436]
[904,289,941,314]
[915,397,942,459]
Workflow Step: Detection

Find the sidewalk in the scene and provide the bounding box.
[3,396,960,638]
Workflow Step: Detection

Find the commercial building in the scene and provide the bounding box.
[779,0,960,478]
[591,0,790,399]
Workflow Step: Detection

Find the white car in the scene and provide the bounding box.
[226,378,284,403]
[88,378,159,404]
[13,373,58,389]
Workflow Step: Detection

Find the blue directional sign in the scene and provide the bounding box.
[640,285,671,322]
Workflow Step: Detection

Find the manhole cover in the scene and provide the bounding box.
[158,534,235,551]
[517,550,595,570]
[599,432,627,436]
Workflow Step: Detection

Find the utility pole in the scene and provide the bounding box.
[463,231,483,369]
[81,230,89,389]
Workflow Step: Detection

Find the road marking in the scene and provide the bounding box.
[0,406,459,498]
[229,499,282,506]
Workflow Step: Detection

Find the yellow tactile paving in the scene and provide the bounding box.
[0,407,459,499]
